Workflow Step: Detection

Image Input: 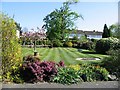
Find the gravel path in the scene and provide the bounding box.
[1,81,119,90]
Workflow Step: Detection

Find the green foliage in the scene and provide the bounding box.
[52,39,63,47]
[78,65,109,82]
[53,67,82,85]
[102,24,111,38]
[15,22,22,33]
[101,49,120,77]
[10,65,24,83]
[79,35,88,42]
[72,35,79,41]
[43,1,82,42]
[77,41,94,50]
[95,37,119,54]
[1,13,22,81]
[66,41,73,47]
[109,23,120,39]
[53,64,109,84]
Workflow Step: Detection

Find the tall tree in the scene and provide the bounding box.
[43,0,83,42]
[102,24,111,38]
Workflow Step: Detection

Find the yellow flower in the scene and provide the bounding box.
[68,64,80,71]
[20,64,22,67]
[96,65,100,68]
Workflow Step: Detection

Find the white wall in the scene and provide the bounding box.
[87,35,102,39]
[16,30,20,38]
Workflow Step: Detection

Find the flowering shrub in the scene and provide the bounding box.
[57,61,65,67]
[20,60,65,83]
[11,59,110,84]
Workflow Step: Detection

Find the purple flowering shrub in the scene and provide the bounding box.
[57,60,65,67]
[20,60,64,83]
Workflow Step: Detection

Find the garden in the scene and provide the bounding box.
[1,0,120,85]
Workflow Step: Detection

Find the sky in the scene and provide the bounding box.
[1,0,119,32]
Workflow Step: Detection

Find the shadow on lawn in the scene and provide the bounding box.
[77,48,106,55]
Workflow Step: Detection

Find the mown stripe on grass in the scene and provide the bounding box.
[42,48,53,61]
[55,48,62,62]
[38,48,48,60]
[48,48,57,61]
[58,47,76,65]
[36,48,45,53]
[63,48,78,58]
[67,48,90,58]
[40,48,50,60]
[22,48,33,56]
[63,48,83,64]
[50,48,61,63]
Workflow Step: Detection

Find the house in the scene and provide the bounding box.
[69,30,84,39]
[16,29,22,38]
[84,30,102,39]
[16,30,20,38]
[69,30,102,39]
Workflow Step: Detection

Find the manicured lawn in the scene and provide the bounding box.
[22,47,109,65]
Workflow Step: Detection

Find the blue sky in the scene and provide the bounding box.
[1,1,118,32]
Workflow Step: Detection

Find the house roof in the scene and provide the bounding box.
[84,31,103,35]
[71,30,102,35]
[70,30,84,34]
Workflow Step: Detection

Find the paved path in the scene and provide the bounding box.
[1,81,119,89]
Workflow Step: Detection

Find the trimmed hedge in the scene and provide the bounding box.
[95,37,119,54]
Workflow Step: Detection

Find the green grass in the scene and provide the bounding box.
[22,47,109,65]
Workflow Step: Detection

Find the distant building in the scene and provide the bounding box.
[69,30,103,39]
[69,30,84,39]
[16,29,22,38]
[84,30,102,39]
[16,29,20,38]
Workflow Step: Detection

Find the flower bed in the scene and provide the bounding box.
[8,55,111,85]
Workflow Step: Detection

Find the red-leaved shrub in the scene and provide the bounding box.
[20,60,64,83]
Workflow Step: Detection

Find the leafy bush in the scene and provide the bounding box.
[1,13,22,81]
[11,65,24,83]
[57,61,65,67]
[72,35,79,41]
[53,67,82,85]
[53,39,63,47]
[100,49,120,77]
[95,37,119,54]
[66,41,73,47]
[23,55,41,63]
[19,60,65,83]
[78,65,109,82]
[20,61,58,83]
[53,64,109,84]
[77,41,93,50]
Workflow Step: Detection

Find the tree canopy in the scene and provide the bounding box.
[102,24,111,38]
[109,23,120,39]
[43,0,83,42]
